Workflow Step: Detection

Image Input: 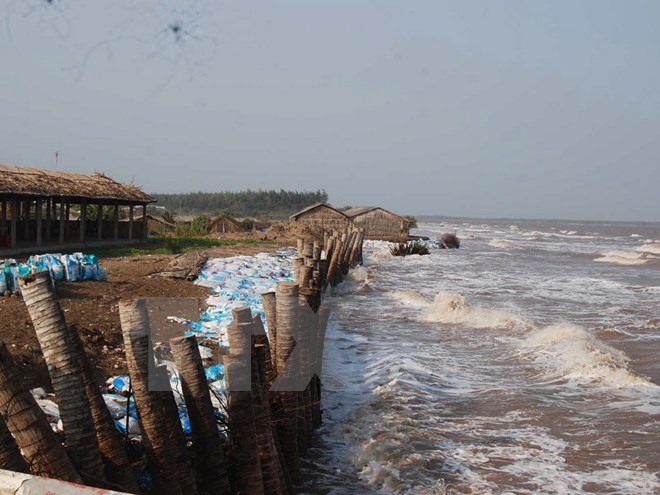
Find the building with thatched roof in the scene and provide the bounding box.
[289,203,349,232]
[130,214,176,235]
[344,206,409,241]
[0,163,155,253]
[208,214,246,234]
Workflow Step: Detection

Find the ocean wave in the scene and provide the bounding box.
[488,238,515,249]
[523,324,655,389]
[426,291,523,329]
[391,290,524,329]
[594,250,657,266]
[636,240,660,256]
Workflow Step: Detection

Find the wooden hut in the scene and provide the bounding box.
[289,203,349,232]
[130,214,176,235]
[0,163,154,253]
[344,206,409,241]
[208,214,245,234]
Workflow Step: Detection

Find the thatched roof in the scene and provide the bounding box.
[290,203,348,219]
[0,163,154,204]
[344,206,404,220]
[208,214,245,232]
[132,214,175,228]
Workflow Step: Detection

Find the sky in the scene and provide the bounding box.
[1,0,659,221]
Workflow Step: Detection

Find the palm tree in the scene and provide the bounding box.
[20,272,106,486]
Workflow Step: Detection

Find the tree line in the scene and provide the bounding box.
[152,189,329,219]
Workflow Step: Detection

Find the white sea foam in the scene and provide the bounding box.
[425,291,524,329]
[523,324,654,388]
[488,238,514,249]
[594,250,657,265]
[636,240,660,255]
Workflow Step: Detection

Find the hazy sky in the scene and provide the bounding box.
[1,1,659,221]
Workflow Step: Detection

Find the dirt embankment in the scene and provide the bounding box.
[0,242,285,391]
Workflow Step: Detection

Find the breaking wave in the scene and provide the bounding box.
[594,250,657,266]
[523,324,655,388]
[636,240,660,256]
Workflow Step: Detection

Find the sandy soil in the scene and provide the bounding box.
[0,242,288,391]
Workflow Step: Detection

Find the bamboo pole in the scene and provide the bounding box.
[0,342,80,482]
[19,272,107,486]
[170,336,231,495]
[119,300,184,495]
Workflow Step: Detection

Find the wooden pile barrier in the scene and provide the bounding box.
[0,231,366,494]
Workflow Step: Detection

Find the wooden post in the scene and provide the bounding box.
[142,204,148,241]
[225,312,265,495]
[64,201,70,240]
[0,343,81,483]
[232,307,285,494]
[97,204,103,241]
[113,204,119,241]
[10,196,17,249]
[35,199,42,247]
[45,198,51,241]
[80,199,87,242]
[23,200,30,242]
[0,417,29,473]
[262,292,278,375]
[170,335,231,495]
[67,325,141,493]
[59,200,65,245]
[128,205,134,240]
[118,299,189,495]
[0,200,5,238]
[274,282,301,481]
[19,272,107,486]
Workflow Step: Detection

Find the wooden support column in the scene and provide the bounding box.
[59,201,65,245]
[128,205,134,240]
[64,201,70,240]
[35,199,43,247]
[10,196,17,249]
[1,200,6,238]
[97,204,103,241]
[23,200,30,241]
[45,198,52,241]
[113,204,119,241]
[79,199,87,242]
[142,204,148,241]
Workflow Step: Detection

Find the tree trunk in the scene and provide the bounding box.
[118,299,188,495]
[170,335,231,495]
[274,282,301,482]
[0,410,29,473]
[67,325,142,493]
[0,342,80,482]
[19,272,106,486]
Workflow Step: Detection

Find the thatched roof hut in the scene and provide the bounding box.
[289,203,349,232]
[208,214,246,234]
[0,163,154,252]
[344,206,409,241]
[131,214,176,234]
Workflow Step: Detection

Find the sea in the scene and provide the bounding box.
[299,217,660,495]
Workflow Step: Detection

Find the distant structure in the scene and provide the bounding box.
[344,206,409,241]
[208,214,246,234]
[0,163,154,254]
[289,203,350,232]
[131,214,176,236]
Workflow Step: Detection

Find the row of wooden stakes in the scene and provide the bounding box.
[0,232,366,493]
